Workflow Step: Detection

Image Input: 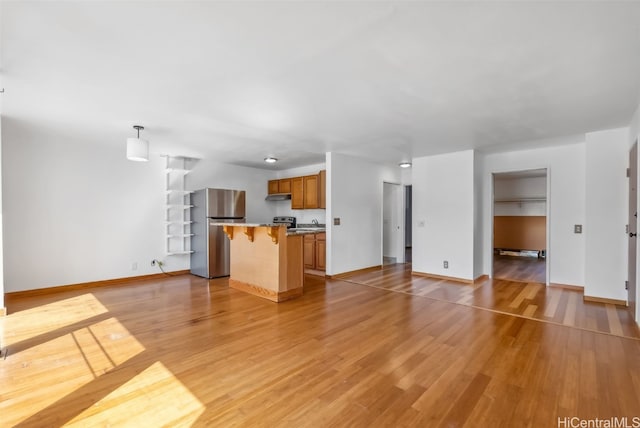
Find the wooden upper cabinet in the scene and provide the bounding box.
[319,170,326,209]
[269,170,326,209]
[303,175,319,209]
[268,180,280,194]
[291,177,304,209]
[279,178,292,194]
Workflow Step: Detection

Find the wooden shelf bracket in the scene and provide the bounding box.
[244,226,255,242]
[223,225,234,240]
[267,226,280,244]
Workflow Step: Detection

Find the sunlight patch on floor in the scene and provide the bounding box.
[0,293,108,347]
[0,316,145,427]
[65,361,206,427]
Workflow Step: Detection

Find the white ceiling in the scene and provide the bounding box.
[2,1,640,170]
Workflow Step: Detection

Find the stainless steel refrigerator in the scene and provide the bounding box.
[190,188,246,278]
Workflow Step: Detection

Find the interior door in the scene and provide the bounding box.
[629,141,637,321]
[382,183,404,264]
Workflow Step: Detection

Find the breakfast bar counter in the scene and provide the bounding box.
[216,223,304,302]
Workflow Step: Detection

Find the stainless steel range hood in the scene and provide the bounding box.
[265,193,292,201]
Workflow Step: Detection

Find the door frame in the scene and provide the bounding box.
[382,181,405,265]
[629,140,638,322]
[490,167,550,286]
[405,185,412,250]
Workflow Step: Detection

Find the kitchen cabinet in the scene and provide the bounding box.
[319,170,326,209]
[268,180,279,194]
[303,232,325,272]
[291,177,304,209]
[303,234,315,269]
[315,233,326,270]
[268,170,325,210]
[303,175,319,209]
[268,178,292,195]
[279,178,292,194]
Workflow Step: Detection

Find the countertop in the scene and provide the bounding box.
[209,222,325,236]
[210,222,280,227]
[286,228,326,236]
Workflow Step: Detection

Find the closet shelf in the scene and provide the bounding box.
[495,197,546,203]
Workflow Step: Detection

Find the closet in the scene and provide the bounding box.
[493,169,547,283]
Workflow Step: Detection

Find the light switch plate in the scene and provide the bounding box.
[574,224,582,234]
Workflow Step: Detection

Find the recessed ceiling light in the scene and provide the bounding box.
[264,157,278,164]
[399,162,412,168]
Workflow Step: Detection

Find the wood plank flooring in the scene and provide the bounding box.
[340,263,640,339]
[1,272,639,427]
[493,253,546,284]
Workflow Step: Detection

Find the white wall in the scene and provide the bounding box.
[584,128,629,301]
[413,150,475,281]
[630,102,640,323]
[630,103,640,148]
[494,176,547,216]
[327,152,401,275]
[494,176,547,199]
[0,1,4,309]
[473,151,484,279]
[2,121,278,292]
[0,114,4,311]
[2,124,170,292]
[187,159,276,224]
[482,142,586,286]
[271,162,326,225]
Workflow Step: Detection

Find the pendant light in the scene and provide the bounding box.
[126,125,149,162]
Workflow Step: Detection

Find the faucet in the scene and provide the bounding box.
[312,219,319,226]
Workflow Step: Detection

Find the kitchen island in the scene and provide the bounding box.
[216,223,305,302]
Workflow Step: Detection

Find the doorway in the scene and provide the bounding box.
[629,141,637,322]
[405,185,412,263]
[492,169,548,284]
[382,182,404,265]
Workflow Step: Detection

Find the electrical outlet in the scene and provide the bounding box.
[574,224,582,234]
[333,217,340,226]
[443,261,449,269]
[131,262,138,271]
[151,260,156,266]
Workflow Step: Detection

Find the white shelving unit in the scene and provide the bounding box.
[164,156,194,256]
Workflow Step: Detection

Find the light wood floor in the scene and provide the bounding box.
[340,264,640,339]
[493,253,546,284]
[1,272,640,427]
